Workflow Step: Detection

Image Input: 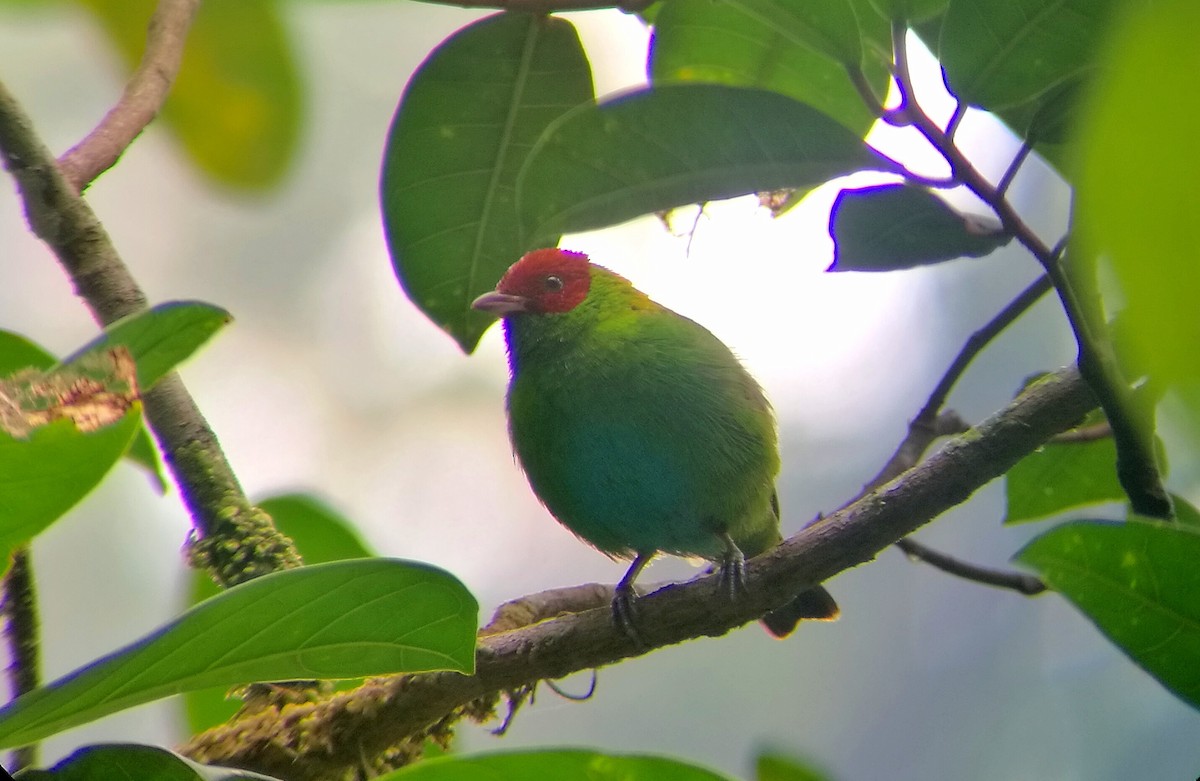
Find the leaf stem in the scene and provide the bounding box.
[895,538,1046,595]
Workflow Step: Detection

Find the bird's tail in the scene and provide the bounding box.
[760,585,840,638]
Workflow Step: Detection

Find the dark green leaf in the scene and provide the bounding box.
[829,183,1009,271]
[381,12,593,353]
[867,0,948,22]
[939,0,1123,110]
[184,493,376,733]
[378,749,734,781]
[519,84,898,243]
[79,0,301,188]
[18,743,281,780]
[0,559,477,748]
[1076,0,1200,447]
[756,752,833,781]
[1016,520,1200,709]
[61,301,231,392]
[1005,410,1124,523]
[650,0,887,134]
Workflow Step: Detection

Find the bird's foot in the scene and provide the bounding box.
[611,586,646,649]
[717,540,747,601]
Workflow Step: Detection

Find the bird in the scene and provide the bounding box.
[472,247,838,641]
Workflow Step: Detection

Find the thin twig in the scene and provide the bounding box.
[1050,421,1111,444]
[58,0,201,191]
[181,368,1096,780]
[3,547,40,772]
[895,538,1046,595]
[888,29,1170,519]
[0,78,300,586]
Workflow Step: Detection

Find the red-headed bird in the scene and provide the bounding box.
[473,248,838,640]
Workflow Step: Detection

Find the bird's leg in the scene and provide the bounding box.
[717,532,747,600]
[612,552,653,647]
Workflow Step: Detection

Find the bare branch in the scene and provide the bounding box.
[0,78,299,586]
[58,0,201,192]
[895,538,1046,596]
[3,548,40,772]
[181,367,1095,780]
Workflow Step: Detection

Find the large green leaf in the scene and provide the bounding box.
[378,749,734,781]
[19,743,281,780]
[829,183,1009,271]
[1016,520,1200,709]
[381,12,594,353]
[867,0,948,22]
[0,559,477,749]
[650,0,887,134]
[1004,410,1124,524]
[518,84,899,244]
[938,0,1123,110]
[1076,0,1200,450]
[184,493,376,734]
[61,301,231,392]
[79,0,301,189]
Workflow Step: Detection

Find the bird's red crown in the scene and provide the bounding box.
[497,248,592,313]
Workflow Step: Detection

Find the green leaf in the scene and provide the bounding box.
[1016,520,1200,710]
[0,559,477,749]
[60,301,231,392]
[650,0,887,134]
[519,84,899,243]
[79,0,301,189]
[381,12,594,353]
[0,411,141,576]
[756,752,833,781]
[1005,411,1124,523]
[19,743,282,780]
[184,493,376,733]
[1076,0,1200,448]
[378,749,735,781]
[939,0,1123,110]
[867,0,948,22]
[0,330,167,492]
[828,183,1009,271]
[1168,495,1200,529]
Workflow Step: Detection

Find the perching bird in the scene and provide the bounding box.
[472,248,838,640]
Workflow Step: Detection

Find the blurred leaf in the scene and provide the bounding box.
[0,559,477,749]
[60,301,231,392]
[756,752,833,781]
[19,743,281,780]
[867,0,947,22]
[1076,0,1200,449]
[378,749,734,781]
[1005,410,1124,523]
[184,493,376,733]
[1168,495,1200,529]
[650,0,887,134]
[828,183,1009,271]
[1016,519,1200,710]
[0,330,166,491]
[381,12,593,353]
[79,0,301,189]
[519,84,899,243]
[939,0,1123,110]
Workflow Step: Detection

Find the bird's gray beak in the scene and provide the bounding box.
[472,291,528,315]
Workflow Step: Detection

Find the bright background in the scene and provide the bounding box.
[1,4,1198,779]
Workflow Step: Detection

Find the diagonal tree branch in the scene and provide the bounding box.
[0,76,299,586]
[57,0,202,192]
[181,367,1095,780]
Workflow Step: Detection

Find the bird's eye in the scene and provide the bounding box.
[544,275,564,292]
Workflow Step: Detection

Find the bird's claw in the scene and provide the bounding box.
[717,546,747,600]
[611,587,646,649]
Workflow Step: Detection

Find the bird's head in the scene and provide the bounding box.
[472,248,592,316]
